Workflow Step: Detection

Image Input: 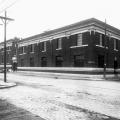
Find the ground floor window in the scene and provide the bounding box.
[98,55,104,68]
[74,55,84,67]
[41,57,47,67]
[30,57,34,67]
[21,59,24,67]
[56,56,63,67]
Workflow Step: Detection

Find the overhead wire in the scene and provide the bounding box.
[0,0,7,5]
[0,0,9,13]
[0,0,19,14]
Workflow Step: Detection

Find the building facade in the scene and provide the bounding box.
[0,18,120,68]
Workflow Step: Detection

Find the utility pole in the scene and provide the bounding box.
[104,19,107,78]
[0,11,14,82]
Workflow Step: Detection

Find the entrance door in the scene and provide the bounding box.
[98,55,104,68]
[74,55,84,67]
[56,56,63,67]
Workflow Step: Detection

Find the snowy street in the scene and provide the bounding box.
[0,72,120,120]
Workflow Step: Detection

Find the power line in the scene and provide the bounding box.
[0,0,18,13]
[0,0,19,14]
[0,0,12,10]
[0,0,7,5]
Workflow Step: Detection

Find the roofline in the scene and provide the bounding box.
[1,18,120,45]
[19,18,120,43]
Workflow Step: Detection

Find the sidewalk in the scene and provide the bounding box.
[0,80,16,89]
[17,71,120,81]
[0,99,45,120]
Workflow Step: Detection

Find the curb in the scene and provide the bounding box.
[16,71,120,81]
[0,81,17,89]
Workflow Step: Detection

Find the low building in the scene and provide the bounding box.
[0,37,19,67]
[0,18,120,68]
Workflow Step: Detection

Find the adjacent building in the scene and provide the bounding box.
[0,18,120,68]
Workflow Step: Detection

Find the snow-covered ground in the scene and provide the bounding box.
[0,72,120,120]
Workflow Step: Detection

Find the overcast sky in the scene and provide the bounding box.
[0,0,120,42]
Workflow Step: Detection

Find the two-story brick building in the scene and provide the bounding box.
[0,18,120,68]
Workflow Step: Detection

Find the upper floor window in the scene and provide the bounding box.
[7,46,11,51]
[96,34,104,47]
[1,55,4,63]
[30,44,34,53]
[42,41,46,52]
[7,54,10,63]
[56,38,62,49]
[21,46,25,54]
[77,33,82,46]
[114,39,118,50]
[1,48,4,52]
[99,34,103,46]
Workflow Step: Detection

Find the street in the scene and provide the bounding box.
[0,72,120,120]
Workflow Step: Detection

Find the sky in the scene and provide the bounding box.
[0,0,120,42]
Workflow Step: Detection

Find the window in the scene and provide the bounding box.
[98,55,104,68]
[21,59,24,67]
[42,42,46,52]
[74,55,84,67]
[96,34,105,47]
[7,54,10,63]
[100,34,103,46]
[114,39,118,50]
[77,33,82,46]
[21,46,25,54]
[30,57,34,67]
[56,38,62,49]
[56,56,63,67]
[1,48,4,52]
[1,55,4,63]
[7,46,11,51]
[30,44,34,53]
[41,57,47,67]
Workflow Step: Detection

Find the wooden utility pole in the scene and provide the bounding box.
[104,19,107,78]
[0,11,14,82]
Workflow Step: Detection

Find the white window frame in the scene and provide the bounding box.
[30,44,34,53]
[22,46,25,54]
[100,34,103,46]
[42,42,46,52]
[77,33,82,46]
[56,38,62,50]
[114,39,118,51]
[19,46,26,55]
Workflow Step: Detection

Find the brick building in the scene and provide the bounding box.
[0,18,120,68]
[0,37,19,67]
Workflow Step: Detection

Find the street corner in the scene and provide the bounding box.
[0,81,17,89]
[0,99,45,120]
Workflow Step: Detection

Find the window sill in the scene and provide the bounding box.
[96,45,109,49]
[96,45,104,48]
[19,53,26,55]
[42,50,46,52]
[70,44,88,48]
[56,48,62,50]
[30,52,35,54]
[114,49,118,51]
